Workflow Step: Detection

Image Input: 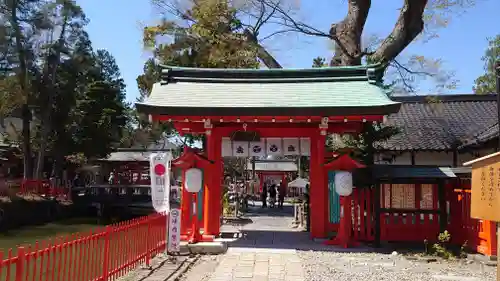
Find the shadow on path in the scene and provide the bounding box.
[224,202,371,253]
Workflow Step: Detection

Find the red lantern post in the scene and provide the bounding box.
[323,154,365,248]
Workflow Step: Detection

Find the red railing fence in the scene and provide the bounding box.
[0,212,167,281]
[18,180,70,199]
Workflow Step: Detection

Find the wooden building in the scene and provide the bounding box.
[375,94,498,166]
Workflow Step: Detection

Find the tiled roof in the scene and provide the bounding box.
[99,138,179,162]
[136,65,400,116]
[463,123,498,147]
[377,94,498,151]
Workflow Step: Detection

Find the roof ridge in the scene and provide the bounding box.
[392,94,498,103]
[159,64,385,83]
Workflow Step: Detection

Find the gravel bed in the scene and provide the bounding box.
[298,251,496,281]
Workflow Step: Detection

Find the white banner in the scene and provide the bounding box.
[221,137,233,157]
[149,152,172,213]
[300,138,311,156]
[283,138,299,156]
[233,141,249,157]
[249,140,266,157]
[167,208,181,252]
[266,138,283,156]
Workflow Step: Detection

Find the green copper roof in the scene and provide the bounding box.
[136,65,401,116]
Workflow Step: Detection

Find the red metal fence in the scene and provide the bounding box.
[0,212,167,281]
[18,180,70,199]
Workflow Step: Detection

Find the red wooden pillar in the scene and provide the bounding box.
[180,169,192,236]
[281,173,288,195]
[203,129,223,236]
[259,173,263,192]
[310,133,327,238]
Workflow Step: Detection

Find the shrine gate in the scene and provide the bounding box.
[136,64,400,239]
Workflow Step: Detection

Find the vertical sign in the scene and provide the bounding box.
[150,152,172,213]
[168,208,181,253]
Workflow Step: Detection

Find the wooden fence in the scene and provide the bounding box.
[0,212,167,281]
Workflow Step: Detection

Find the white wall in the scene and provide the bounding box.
[375,148,496,166]
[0,117,23,143]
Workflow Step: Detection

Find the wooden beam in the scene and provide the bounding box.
[173,123,364,137]
[153,115,383,123]
[379,208,440,214]
[438,180,448,232]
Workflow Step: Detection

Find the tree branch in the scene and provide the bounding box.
[243,29,282,68]
[370,0,428,64]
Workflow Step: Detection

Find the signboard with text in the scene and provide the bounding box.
[167,208,181,253]
[466,152,500,221]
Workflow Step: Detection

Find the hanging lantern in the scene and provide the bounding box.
[334,171,353,196]
[185,168,203,193]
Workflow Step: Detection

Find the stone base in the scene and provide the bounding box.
[180,241,228,255]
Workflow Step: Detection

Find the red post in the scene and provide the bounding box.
[180,169,192,237]
[309,133,327,238]
[204,129,223,236]
[145,218,151,266]
[101,226,112,281]
[324,196,360,248]
[189,193,202,243]
[15,247,25,281]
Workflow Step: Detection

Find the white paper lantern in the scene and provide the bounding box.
[185,168,203,193]
[334,171,353,196]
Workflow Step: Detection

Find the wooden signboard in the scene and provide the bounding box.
[464,151,500,281]
[464,152,500,221]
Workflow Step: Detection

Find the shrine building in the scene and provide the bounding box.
[136,64,400,239]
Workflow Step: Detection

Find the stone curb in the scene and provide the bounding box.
[166,255,200,281]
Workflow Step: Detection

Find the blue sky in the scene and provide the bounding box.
[78,0,499,103]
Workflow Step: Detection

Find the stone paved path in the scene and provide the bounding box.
[208,202,308,281]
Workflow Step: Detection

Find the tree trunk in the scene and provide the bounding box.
[329,0,371,66]
[34,18,69,179]
[21,104,33,178]
[9,1,33,179]
[329,0,427,67]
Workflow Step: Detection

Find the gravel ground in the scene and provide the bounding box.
[298,251,496,281]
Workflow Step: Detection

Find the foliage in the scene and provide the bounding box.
[137,0,263,144]
[432,230,454,259]
[75,81,128,159]
[474,34,500,94]
[1,0,131,178]
[312,57,327,68]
